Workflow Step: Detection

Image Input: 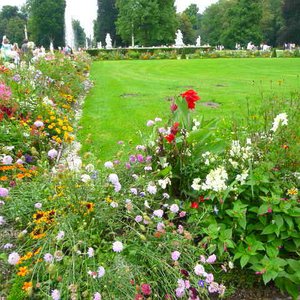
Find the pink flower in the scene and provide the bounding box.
[48,149,58,159]
[200,255,206,263]
[51,289,60,300]
[98,266,105,277]
[135,215,143,222]
[177,225,184,234]
[112,241,123,253]
[171,251,181,261]
[34,202,42,209]
[179,211,186,218]
[0,188,9,197]
[153,209,164,218]
[206,254,217,264]
[175,287,185,298]
[147,120,155,126]
[44,253,54,263]
[34,120,44,127]
[170,204,179,213]
[205,273,214,283]
[93,292,102,300]
[141,283,152,295]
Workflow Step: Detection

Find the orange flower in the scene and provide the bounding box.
[17,266,29,276]
[0,176,8,181]
[22,281,32,291]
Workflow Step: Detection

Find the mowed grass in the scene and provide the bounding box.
[78,58,300,161]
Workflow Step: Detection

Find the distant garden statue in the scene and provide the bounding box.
[105,33,112,49]
[196,35,201,47]
[175,29,184,48]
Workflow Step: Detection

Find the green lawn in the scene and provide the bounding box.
[78,58,300,161]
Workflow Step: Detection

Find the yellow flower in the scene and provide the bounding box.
[50,116,56,120]
[287,187,298,195]
[68,126,73,132]
[55,128,61,134]
[48,125,53,129]
[22,281,33,291]
[62,126,67,131]
[17,266,29,276]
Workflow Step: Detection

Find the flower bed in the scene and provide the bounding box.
[0,53,299,300]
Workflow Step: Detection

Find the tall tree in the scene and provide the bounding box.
[72,19,86,49]
[184,4,202,34]
[0,6,27,46]
[278,0,300,44]
[116,0,177,46]
[26,0,66,48]
[177,13,195,45]
[94,0,120,46]
[220,0,263,48]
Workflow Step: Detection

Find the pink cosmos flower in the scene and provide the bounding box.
[141,283,152,295]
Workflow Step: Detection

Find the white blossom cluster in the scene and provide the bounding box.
[229,140,252,161]
[202,151,217,166]
[270,113,288,133]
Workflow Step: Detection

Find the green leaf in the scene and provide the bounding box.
[274,214,284,230]
[287,259,300,272]
[258,203,269,215]
[266,245,279,258]
[261,224,277,235]
[263,270,278,284]
[240,255,250,268]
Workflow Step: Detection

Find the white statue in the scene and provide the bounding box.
[196,36,201,47]
[105,33,112,49]
[97,42,102,49]
[49,41,54,53]
[247,41,254,50]
[175,29,184,48]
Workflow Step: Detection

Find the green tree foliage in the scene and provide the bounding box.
[260,0,283,46]
[177,13,195,45]
[72,19,86,49]
[0,6,27,46]
[26,0,66,48]
[184,4,202,33]
[279,0,300,44]
[94,0,120,46]
[116,0,177,46]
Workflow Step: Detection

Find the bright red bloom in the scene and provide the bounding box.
[141,283,152,296]
[181,90,200,110]
[191,202,199,209]
[165,133,175,143]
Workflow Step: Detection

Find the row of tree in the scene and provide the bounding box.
[0,0,299,49]
[94,0,300,48]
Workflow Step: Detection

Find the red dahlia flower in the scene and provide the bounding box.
[165,133,175,143]
[181,89,200,110]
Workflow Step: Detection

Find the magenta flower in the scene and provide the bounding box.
[141,283,152,295]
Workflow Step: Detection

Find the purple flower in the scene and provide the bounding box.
[129,155,136,162]
[98,266,105,277]
[146,156,152,162]
[12,74,21,82]
[125,163,131,169]
[2,155,13,165]
[170,204,179,213]
[112,241,123,253]
[44,253,54,263]
[3,243,13,249]
[205,273,214,283]
[171,251,181,261]
[194,264,205,276]
[206,254,217,264]
[135,215,143,223]
[130,188,138,195]
[93,292,102,300]
[153,209,164,218]
[51,289,60,300]
[87,247,94,258]
[147,120,155,127]
[0,188,9,197]
[48,149,58,159]
[198,280,205,287]
[25,154,34,163]
[104,161,114,169]
[34,202,42,209]
[136,154,144,163]
[175,287,185,298]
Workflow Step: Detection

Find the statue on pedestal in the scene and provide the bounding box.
[105,34,112,49]
[175,29,184,48]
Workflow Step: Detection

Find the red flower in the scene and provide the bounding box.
[171,122,180,135]
[141,283,152,296]
[134,294,143,300]
[181,90,200,110]
[165,133,175,143]
[171,103,178,112]
[191,202,199,209]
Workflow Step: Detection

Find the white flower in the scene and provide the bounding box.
[110,201,118,208]
[144,166,152,171]
[87,247,94,258]
[271,113,288,132]
[170,204,179,213]
[153,209,164,218]
[147,183,157,195]
[163,193,170,199]
[85,163,95,172]
[112,241,123,252]
[155,117,162,122]
[136,145,146,151]
[201,166,228,192]
[98,266,105,278]
[2,155,13,165]
[104,161,114,169]
[44,253,54,263]
[0,216,5,225]
[108,174,119,185]
[158,178,171,189]
[130,188,138,195]
[81,174,91,183]
[194,264,205,276]
[8,252,20,265]
[56,231,65,240]
[191,178,201,191]
[34,120,44,127]
[235,170,249,185]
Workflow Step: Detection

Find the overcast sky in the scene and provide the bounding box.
[0,0,218,38]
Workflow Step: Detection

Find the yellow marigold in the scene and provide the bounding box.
[55,128,61,134]
[22,281,32,291]
[67,126,73,132]
[48,125,53,129]
[287,187,298,195]
[0,176,8,181]
[17,266,29,276]
[50,116,56,120]
[62,126,67,131]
